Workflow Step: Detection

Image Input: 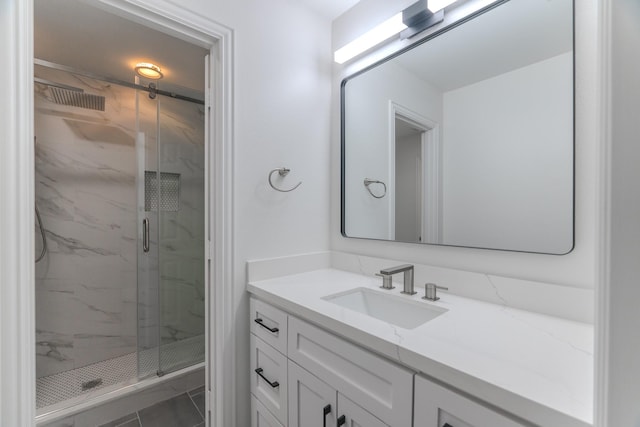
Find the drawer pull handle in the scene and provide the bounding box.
[443,424,453,427]
[254,368,279,388]
[337,415,346,426]
[254,318,279,333]
[323,404,331,427]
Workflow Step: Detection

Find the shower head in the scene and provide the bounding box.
[35,77,106,111]
[49,86,106,111]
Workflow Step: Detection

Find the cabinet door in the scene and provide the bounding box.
[414,375,526,427]
[337,393,388,427]
[289,360,337,427]
[252,394,285,427]
[288,316,413,427]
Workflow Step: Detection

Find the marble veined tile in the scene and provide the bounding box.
[72,287,125,336]
[74,334,136,369]
[36,290,79,336]
[36,330,74,378]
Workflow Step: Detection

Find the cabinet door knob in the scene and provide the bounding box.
[323,404,331,427]
[337,415,346,426]
[254,318,279,333]
[254,367,279,388]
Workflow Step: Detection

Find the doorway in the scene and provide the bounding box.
[394,118,424,243]
[29,1,232,425]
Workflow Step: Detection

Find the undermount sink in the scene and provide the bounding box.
[323,287,447,330]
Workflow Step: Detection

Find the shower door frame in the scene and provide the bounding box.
[0,1,236,426]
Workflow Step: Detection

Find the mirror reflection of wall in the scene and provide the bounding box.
[342,0,574,254]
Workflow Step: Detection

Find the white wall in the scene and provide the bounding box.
[343,61,442,239]
[603,0,640,424]
[333,0,598,291]
[166,1,333,425]
[441,53,573,253]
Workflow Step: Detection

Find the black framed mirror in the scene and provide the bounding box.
[341,0,574,254]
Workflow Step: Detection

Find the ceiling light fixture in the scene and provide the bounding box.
[334,13,408,64]
[134,62,163,79]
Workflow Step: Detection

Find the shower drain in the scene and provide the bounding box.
[81,378,103,391]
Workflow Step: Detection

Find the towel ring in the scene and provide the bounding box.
[269,168,302,192]
[364,178,387,199]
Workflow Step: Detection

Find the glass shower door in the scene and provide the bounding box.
[136,81,205,378]
[136,84,161,379]
[156,94,206,375]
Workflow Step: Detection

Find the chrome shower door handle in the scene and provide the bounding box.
[143,218,150,253]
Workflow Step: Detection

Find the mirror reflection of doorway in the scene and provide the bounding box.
[390,103,441,244]
[395,118,424,243]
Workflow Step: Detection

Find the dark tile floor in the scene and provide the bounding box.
[98,387,205,427]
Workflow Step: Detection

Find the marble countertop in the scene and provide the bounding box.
[248,268,593,427]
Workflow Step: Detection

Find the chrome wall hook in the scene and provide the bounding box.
[364,178,387,199]
[269,167,302,192]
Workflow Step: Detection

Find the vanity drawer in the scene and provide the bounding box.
[251,394,284,427]
[250,334,288,425]
[250,297,288,354]
[287,316,413,427]
[414,374,526,427]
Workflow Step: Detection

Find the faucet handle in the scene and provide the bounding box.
[423,283,448,301]
[375,273,395,290]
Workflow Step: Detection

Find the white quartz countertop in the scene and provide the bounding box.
[248,268,593,427]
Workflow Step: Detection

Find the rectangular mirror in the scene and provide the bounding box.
[341,0,574,254]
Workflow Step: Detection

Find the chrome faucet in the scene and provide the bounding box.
[377,264,416,294]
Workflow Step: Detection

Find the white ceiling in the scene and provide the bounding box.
[34,0,209,96]
[393,0,573,92]
[34,0,358,97]
[298,0,361,20]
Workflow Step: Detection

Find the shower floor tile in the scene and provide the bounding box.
[37,335,205,409]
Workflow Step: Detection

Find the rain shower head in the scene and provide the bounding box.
[49,86,105,111]
[35,77,106,111]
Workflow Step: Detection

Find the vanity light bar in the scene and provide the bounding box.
[334,0,460,64]
[333,13,407,64]
[427,0,459,13]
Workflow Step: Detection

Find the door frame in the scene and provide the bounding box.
[388,101,441,243]
[0,1,235,426]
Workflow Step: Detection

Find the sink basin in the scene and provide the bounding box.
[323,287,447,329]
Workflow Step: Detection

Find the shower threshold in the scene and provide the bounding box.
[36,335,205,411]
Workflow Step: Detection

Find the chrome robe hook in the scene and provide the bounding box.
[269,167,302,192]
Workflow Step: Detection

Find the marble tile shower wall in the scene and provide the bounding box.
[34,66,205,379]
[155,96,205,348]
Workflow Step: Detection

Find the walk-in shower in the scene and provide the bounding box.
[33,56,206,419]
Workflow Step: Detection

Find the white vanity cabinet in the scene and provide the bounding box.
[249,297,413,427]
[250,334,288,424]
[288,358,388,427]
[252,395,285,427]
[250,298,289,426]
[287,316,413,427]
[250,297,543,427]
[413,375,526,427]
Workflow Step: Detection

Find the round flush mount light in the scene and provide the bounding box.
[135,62,163,79]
